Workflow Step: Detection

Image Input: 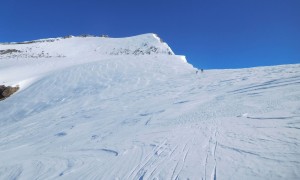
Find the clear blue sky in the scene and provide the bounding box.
[1,0,299,69]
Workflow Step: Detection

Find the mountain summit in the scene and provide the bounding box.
[0,33,178,59]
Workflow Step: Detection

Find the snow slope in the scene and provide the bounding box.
[0,34,299,180]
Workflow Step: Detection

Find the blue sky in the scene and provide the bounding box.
[1,0,299,69]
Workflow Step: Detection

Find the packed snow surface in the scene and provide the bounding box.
[0,34,299,180]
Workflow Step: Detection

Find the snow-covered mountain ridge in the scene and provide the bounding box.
[0,34,299,180]
[0,33,175,59]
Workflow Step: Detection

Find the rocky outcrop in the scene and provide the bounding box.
[0,85,19,101]
[0,49,22,55]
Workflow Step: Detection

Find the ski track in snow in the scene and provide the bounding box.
[0,34,300,180]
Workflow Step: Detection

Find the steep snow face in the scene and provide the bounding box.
[0,34,300,180]
[0,55,194,125]
[0,33,174,59]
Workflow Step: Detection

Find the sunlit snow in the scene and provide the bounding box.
[0,34,299,180]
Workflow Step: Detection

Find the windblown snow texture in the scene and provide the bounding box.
[0,34,299,180]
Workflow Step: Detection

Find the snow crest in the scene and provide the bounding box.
[0,33,175,59]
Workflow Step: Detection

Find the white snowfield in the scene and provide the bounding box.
[0,34,299,180]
